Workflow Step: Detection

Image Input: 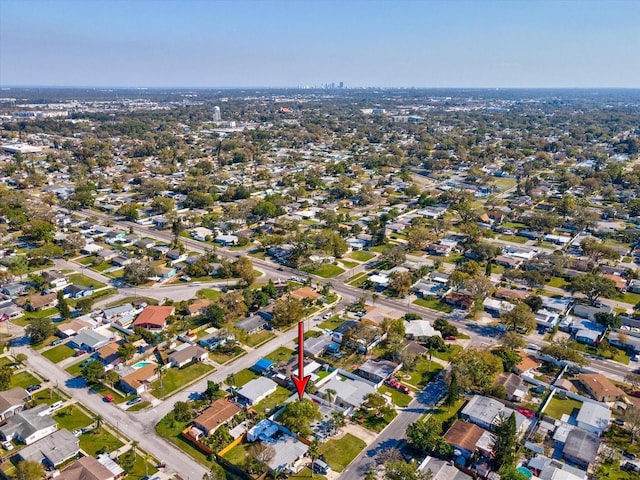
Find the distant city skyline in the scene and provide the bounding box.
[1,0,639,88]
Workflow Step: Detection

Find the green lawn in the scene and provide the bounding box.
[29,389,64,406]
[66,360,85,377]
[253,386,292,414]
[318,316,345,331]
[68,273,106,289]
[596,460,636,480]
[196,288,222,301]
[340,260,358,269]
[399,357,443,390]
[150,363,214,398]
[120,453,158,478]
[544,396,582,420]
[42,344,75,363]
[318,433,366,472]
[371,245,392,253]
[379,385,412,407]
[22,307,59,320]
[432,345,463,362]
[88,382,135,404]
[302,264,345,278]
[228,368,258,387]
[53,405,93,430]
[127,400,152,412]
[349,251,375,262]
[79,429,123,456]
[244,330,275,348]
[621,291,640,305]
[347,272,370,287]
[10,371,39,389]
[266,346,294,363]
[499,235,528,244]
[290,467,327,480]
[424,398,466,424]
[223,442,250,466]
[156,414,212,467]
[413,297,453,313]
[547,276,568,289]
[209,347,246,365]
[604,424,640,457]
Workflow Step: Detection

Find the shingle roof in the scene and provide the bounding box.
[18,429,79,466]
[193,398,241,433]
[444,420,486,452]
[563,429,600,463]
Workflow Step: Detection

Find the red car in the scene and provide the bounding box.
[74,349,87,357]
[103,394,114,403]
[629,391,640,398]
[444,336,457,341]
[517,408,535,419]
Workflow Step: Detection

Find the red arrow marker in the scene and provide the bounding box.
[292,321,310,400]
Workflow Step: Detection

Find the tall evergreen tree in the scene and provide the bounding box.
[57,290,71,318]
[492,412,518,469]
[445,371,459,411]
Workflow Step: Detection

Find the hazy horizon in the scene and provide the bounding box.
[2,0,639,89]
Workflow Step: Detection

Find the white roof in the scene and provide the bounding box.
[404,320,440,338]
[576,402,610,430]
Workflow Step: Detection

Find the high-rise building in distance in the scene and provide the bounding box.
[213,106,221,123]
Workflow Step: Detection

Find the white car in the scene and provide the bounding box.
[2,441,13,451]
[527,344,541,351]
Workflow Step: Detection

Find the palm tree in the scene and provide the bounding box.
[94,415,103,434]
[131,440,139,460]
[324,388,336,404]
[307,439,320,478]
[155,364,165,391]
[364,468,377,480]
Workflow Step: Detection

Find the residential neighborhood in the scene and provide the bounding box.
[0,86,638,480]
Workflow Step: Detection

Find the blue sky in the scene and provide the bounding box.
[1,0,638,88]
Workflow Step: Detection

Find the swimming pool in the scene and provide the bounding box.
[132,361,154,369]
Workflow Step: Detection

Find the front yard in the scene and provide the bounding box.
[151,362,214,398]
[302,264,345,278]
[413,297,454,313]
[253,385,292,414]
[266,346,294,363]
[53,404,93,430]
[318,433,366,472]
[10,371,39,389]
[42,344,75,363]
[399,357,443,390]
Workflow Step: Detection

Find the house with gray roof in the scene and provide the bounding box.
[0,387,28,421]
[303,334,333,357]
[576,401,610,436]
[316,369,376,414]
[0,404,57,445]
[418,455,472,480]
[354,359,400,385]
[69,329,111,352]
[102,303,136,320]
[236,377,278,406]
[563,429,601,469]
[246,419,308,475]
[235,315,267,335]
[461,395,527,433]
[18,428,79,467]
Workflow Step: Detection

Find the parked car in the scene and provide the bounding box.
[1,441,13,451]
[72,429,83,437]
[74,349,87,357]
[103,394,114,402]
[26,384,41,393]
[517,408,536,419]
[51,338,65,346]
[49,401,64,411]
[629,391,640,398]
[444,336,457,341]
[127,396,143,406]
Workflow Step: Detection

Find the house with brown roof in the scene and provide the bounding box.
[579,373,625,402]
[119,363,158,395]
[0,387,28,421]
[132,305,175,330]
[290,286,321,301]
[514,352,541,375]
[495,287,529,301]
[191,398,241,437]
[443,292,474,310]
[95,342,122,368]
[444,420,493,458]
[167,344,208,368]
[56,455,118,480]
[23,292,58,312]
[187,298,213,316]
[56,318,91,338]
[494,373,528,402]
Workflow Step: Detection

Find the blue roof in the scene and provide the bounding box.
[251,358,275,373]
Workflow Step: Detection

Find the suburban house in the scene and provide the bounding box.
[494,373,528,402]
[132,305,175,330]
[246,419,308,475]
[578,373,625,402]
[215,234,239,246]
[460,395,527,433]
[303,334,334,357]
[316,369,377,414]
[443,420,493,458]
[575,402,611,436]
[235,315,267,335]
[68,330,111,352]
[167,344,208,368]
[0,404,57,445]
[250,358,275,375]
[186,298,213,316]
[0,387,28,421]
[119,364,158,395]
[102,303,136,321]
[290,286,322,302]
[23,292,58,312]
[18,428,79,468]
[56,318,91,338]
[0,303,23,321]
[63,284,94,299]
[418,455,473,480]
[95,342,122,369]
[42,271,68,289]
[562,429,601,469]
[190,398,241,437]
[354,359,400,385]
[236,377,277,406]
[514,352,541,376]
[56,455,120,480]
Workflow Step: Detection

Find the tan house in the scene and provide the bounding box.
[191,398,241,437]
[579,373,625,402]
[187,298,213,316]
[444,420,492,458]
[23,292,58,312]
[0,387,28,421]
[291,286,322,301]
[56,455,119,480]
[119,363,158,395]
[168,344,208,368]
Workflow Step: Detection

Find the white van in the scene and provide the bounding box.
[49,401,64,411]
[312,459,331,475]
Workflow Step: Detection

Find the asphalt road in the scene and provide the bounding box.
[339,377,448,480]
